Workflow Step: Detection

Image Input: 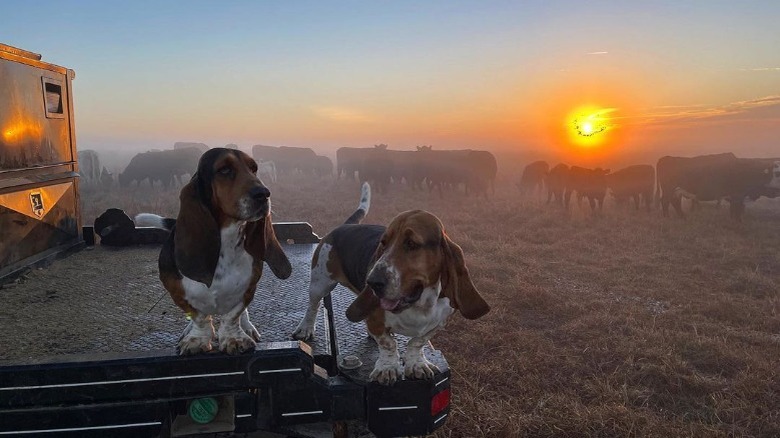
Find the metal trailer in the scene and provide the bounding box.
[0,43,83,281]
[0,44,452,437]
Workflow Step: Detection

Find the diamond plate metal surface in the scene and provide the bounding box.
[0,243,448,385]
[0,244,327,361]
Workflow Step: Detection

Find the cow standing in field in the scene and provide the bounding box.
[360,145,395,194]
[336,147,369,181]
[468,150,498,195]
[656,153,736,217]
[252,145,318,175]
[657,153,777,221]
[77,150,101,184]
[418,148,496,198]
[606,164,655,211]
[313,155,334,178]
[119,147,202,188]
[518,160,549,198]
[565,166,610,211]
[546,163,569,206]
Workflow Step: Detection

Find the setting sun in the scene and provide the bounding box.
[567,107,616,148]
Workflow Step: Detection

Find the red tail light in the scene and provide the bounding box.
[431,388,450,416]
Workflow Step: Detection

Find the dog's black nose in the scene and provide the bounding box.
[250,186,270,200]
[367,267,387,296]
[367,278,386,297]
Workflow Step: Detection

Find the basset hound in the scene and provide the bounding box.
[137,148,291,355]
[293,183,489,384]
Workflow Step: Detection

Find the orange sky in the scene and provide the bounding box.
[4,1,780,169]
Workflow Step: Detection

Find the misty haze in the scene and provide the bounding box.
[2,2,780,438]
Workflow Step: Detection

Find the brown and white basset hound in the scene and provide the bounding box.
[137,148,291,355]
[293,183,489,384]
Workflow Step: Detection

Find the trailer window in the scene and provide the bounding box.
[42,77,65,118]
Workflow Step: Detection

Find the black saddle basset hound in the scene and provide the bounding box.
[293,183,490,384]
[138,148,291,355]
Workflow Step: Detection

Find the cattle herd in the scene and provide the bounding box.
[78,143,780,221]
[519,153,780,221]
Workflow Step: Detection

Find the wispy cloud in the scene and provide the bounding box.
[617,96,780,126]
[586,51,608,55]
[739,67,780,72]
[310,106,374,123]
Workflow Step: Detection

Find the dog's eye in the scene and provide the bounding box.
[404,238,420,251]
[218,166,232,175]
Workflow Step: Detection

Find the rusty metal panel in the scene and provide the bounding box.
[0,43,42,61]
[0,45,81,279]
[0,58,73,171]
[0,179,79,275]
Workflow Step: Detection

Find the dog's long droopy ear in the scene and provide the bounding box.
[440,232,490,320]
[346,285,381,322]
[246,214,292,280]
[174,176,220,286]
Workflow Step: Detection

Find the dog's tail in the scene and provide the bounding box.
[344,182,371,225]
[134,213,176,231]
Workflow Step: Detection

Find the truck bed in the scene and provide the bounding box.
[0,242,450,437]
[0,242,445,383]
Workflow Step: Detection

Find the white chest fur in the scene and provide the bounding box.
[384,281,454,338]
[181,222,255,316]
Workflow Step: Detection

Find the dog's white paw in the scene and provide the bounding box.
[404,355,439,380]
[219,332,257,355]
[292,321,315,341]
[370,358,404,385]
[178,335,212,355]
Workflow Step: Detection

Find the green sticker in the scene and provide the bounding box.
[188,397,218,424]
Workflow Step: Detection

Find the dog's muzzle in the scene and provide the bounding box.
[242,185,271,220]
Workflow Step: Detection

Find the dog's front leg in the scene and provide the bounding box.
[218,304,257,354]
[292,245,337,341]
[403,327,441,380]
[368,328,403,385]
[178,312,214,355]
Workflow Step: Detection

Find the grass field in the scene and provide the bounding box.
[81,175,780,437]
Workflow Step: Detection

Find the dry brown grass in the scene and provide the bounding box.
[81,176,780,438]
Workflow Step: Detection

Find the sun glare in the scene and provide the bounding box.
[567,107,616,148]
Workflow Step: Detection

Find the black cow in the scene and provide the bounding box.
[252,145,317,175]
[518,160,549,197]
[565,166,610,211]
[656,153,737,217]
[359,146,395,194]
[546,163,569,206]
[336,147,371,180]
[606,164,655,211]
[657,153,775,221]
[313,155,334,177]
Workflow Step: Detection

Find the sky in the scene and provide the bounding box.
[2,1,779,166]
